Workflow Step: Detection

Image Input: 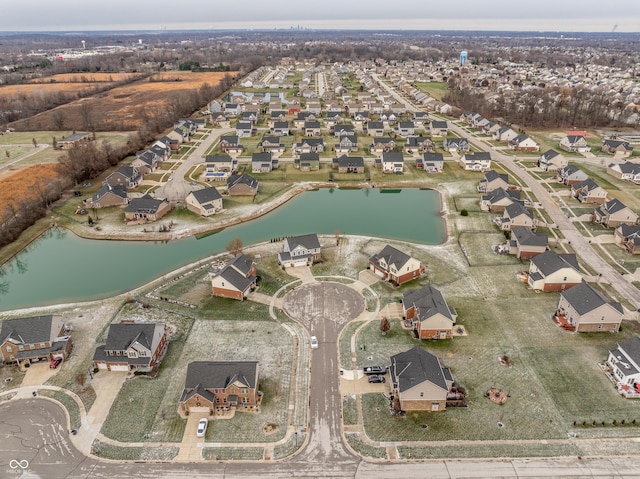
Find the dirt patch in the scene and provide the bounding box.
[262,422,279,435]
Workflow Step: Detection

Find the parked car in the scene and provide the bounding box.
[368,375,386,384]
[363,365,386,375]
[310,336,319,349]
[49,358,61,369]
[196,418,208,437]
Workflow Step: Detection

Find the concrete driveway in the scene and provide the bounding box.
[21,362,58,387]
[84,371,127,435]
[175,412,210,461]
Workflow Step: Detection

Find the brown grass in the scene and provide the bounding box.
[29,73,135,83]
[0,163,65,220]
[0,83,97,96]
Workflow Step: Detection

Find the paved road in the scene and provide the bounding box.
[156,127,234,202]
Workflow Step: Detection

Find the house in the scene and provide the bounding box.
[509,226,548,259]
[58,132,90,149]
[417,153,444,172]
[508,134,539,152]
[268,110,287,124]
[369,244,424,286]
[413,111,429,126]
[614,224,640,254]
[333,133,355,153]
[492,126,519,142]
[593,199,638,228]
[527,250,582,292]
[85,184,128,209]
[382,151,404,174]
[430,120,448,137]
[227,173,258,196]
[259,136,285,155]
[278,234,321,267]
[159,134,180,151]
[132,150,160,174]
[303,120,322,136]
[602,139,633,157]
[404,136,435,154]
[560,135,591,153]
[324,111,344,128]
[104,166,142,189]
[252,152,278,173]
[93,322,168,372]
[495,202,534,231]
[481,188,523,212]
[366,121,385,137]
[185,186,223,217]
[224,103,242,117]
[370,137,396,153]
[219,136,244,155]
[607,336,640,398]
[403,285,457,340]
[478,170,508,193]
[555,282,623,332]
[240,111,259,125]
[271,121,290,136]
[334,155,365,173]
[459,152,492,171]
[236,122,254,138]
[334,124,355,137]
[293,138,325,156]
[167,127,188,145]
[607,162,640,184]
[205,154,238,175]
[571,179,607,204]
[178,361,262,415]
[539,149,568,171]
[124,194,171,222]
[0,315,72,368]
[557,165,589,185]
[211,254,257,300]
[396,121,416,137]
[390,347,454,412]
[295,152,320,171]
[294,112,317,128]
[443,137,469,153]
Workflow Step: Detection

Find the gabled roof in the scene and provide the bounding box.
[431,120,448,129]
[227,173,258,190]
[285,233,320,251]
[406,136,433,147]
[215,263,256,291]
[511,226,548,247]
[482,187,522,204]
[382,151,404,162]
[560,282,623,315]
[372,137,395,145]
[597,198,630,216]
[299,152,320,162]
[603,139,632,150]
[403,285,455,322]
[0,315,58,345]
[530,250,579,276]
[220,135,240,144]
[390,347,449,393]
[616,336,640,367]
[103,322,161,352]
[182,360,259,391]
[422,152,444,163]
[272,121,289,129]
[125,194,167,214]
[252,152,272,163]
[612,162,640,175]
[564,135,585,144]
[370,244,411,270]
[93,184,127,202]
[484,170,508,183]
[190,186,222,205]
[572,178,601,192]
[367,121,384,129]
[541,149,560,160]
[335,155,364,168]
[205,154,234,163]
[617,224,640,238]
[504,201,533,219]
[228,254,255,277]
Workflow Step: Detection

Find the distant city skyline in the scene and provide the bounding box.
[1,1,639,32]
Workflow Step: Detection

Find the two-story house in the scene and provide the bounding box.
[93,322,168,372]
[278,234,321,267]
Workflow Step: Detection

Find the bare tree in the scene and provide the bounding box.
[334,229,341,246]
[226,237,244,256]
[51,109,65,130]
[379,316,391,336]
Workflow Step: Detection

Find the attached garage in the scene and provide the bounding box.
[108,364,130,372]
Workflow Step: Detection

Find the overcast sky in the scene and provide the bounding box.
[2,0,639,32]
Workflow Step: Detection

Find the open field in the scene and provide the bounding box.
[413,82,449,101]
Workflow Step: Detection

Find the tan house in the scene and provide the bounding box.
[495,202,534,231]
[124,195,171,223]
[527,250,582,292]
[369,244,424,286]
[607,162,640,184]
[93,322,168,372]
[481,188,523,212]
[559,135,591,153]
[0,315,72,368]
[227,173,258,196]
[614,224,640,254]
[85,184,128,209]
[571,179,607,204]
[211,254,257,301]
[390,347,454,412]
[602,139,633,157]
[555,282,623,332]
[593,199,638,228]
[185,186,223,217]
[508,134,539,152]
[178,361,262,416]
[509,227,548,259]
[538,149,567,171]
[278,234,321,267]
[58,132,91,149]
[403,285,457,340]
[477,170,508,193]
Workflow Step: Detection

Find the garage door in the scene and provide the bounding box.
[109,364,129,372]
[293,259,307,267]
[97,363,108,370]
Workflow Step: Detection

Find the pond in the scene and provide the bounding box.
[0,188,445,312]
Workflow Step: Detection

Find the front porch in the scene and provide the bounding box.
[552,312,576,332]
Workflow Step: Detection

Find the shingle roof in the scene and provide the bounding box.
[511,226,548,247]
[390,347,449,393]
[190,186,222,205]
[370,244,411,270]
[0,315,57,345]
[285,234,320,251]
[382,151,404,162]
[615,336,640,367]
[227,173,258,190]
[206,154,234,164]
[92,184,127,202]
[125,194,166,214]
[182,361,259,390]
[403,285,455,322]
[505,202,533,219]
[336,155,364,168]
[530,250,579,276]
[560,282,623,315]
[215,264,256,291]
[484,170,508,183]
[229,254,255,277]
[102,322,161,351]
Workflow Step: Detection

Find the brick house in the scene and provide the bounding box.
[211,254,257,301]
[124,195,171,223]
[593,199,638,228]
[93,322,168,372]
[85,184,128,209]
[403,285,457,340]
[369,244,424,286]
[508,227,548,259]
[527,250,582,292]
[555,282,623,333]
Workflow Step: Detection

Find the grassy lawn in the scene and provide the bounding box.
[600,244,640,274]
[203,447,264,460]
[40,390,82,430]
[345,433,388,459]
[458,231,519,267]
[342,395,358,425]
[412,82,449,101]
[92,441,178,461]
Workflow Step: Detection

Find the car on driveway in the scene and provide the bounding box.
[363,365,386,375]
[310,336,319,349]
[196,418,208,437]
[49,358,62,369]
[368,375,385,384]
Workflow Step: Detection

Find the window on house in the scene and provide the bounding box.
[6,346,11,352]
[242,388,249,394]
[419,392,424,398]
[40,342,46,348]
[18,346,24,351]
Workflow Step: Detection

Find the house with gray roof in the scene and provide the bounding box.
[211,254,257,301]
[571,178,607,204]
[93,322,168,372]
[559,135,591,153]
[539,149,567,171]
[593,199,638,228]
[508,226,548,259]
[390,347,454,411]
[367,121,386,137]
[278,234,321,267]
[178,361,262,416]
[58,132,90,149]
[205,154,238,176]
[607,336,640,398]
[495,202,534,231]
[124,194,171,223]
[132,149,160,174]
[403,285,457,340]
[478,170,508,193]
[460,151,492,171]
[602,139,633,157]
[369,244,424,286]
[416,153,444,172]
[0,315,72,368]
[370,137,396,153]
[614,224,640,255]
[508,134,539,152]
[219,136,244,155]
[333,155,364,173]
[557,165,589,185]
[381,151,404,174]
[481,187,523,212]
[104,165,142,189]
[271,121,290,137]
[607,162,640,184]
[404,136,435,154]
[295,152,320,171]
[227,173,258,196]
[442,137,470,153]
[85,184,128,209]
[555,282,623,333]
[185,186,223,217]
[430,120,448,137]
[527,250,582,292]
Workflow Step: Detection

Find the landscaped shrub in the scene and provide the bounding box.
[460,209,469,216]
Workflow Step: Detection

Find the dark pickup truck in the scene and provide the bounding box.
[363,365,386,375]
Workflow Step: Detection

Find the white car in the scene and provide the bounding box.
[310,336,318,349]
[196,418,208,437]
